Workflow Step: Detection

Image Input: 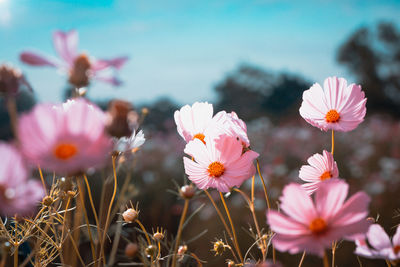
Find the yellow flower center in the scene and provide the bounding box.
[193,133,206,144]
[325,109,340,123]
[54,143,78,160]
[309,218,327,235]
[320,171,332,181]
[208,162,225,178]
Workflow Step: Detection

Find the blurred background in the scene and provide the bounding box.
[1,0,400,266]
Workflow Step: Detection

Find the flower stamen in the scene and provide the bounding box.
[54,143,78,160]
[309,218,327,235]
[320,171,332,181]
[208,162,225,178]
[193,133,206,144]
[325,109,340,123]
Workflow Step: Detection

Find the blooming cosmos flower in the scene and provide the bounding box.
[174,102,250,147]
[299,150,339,194]
[0,143,44,216]
[267,179,370,256]
[20,30,128,87]
[174,102,214,144]
[183,134,259,192]
[299,76,367,132]
[355,224,400,261]
[18,98,112,174]
[114,130,145,153]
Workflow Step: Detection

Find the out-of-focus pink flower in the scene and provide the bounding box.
[299,150,339,194]
[174,102,214,144]
[267,179,370,256]
[20,30,128,87]
[18,98,113,174]
[299,76,367,132]
[183,134,259,192]
[355,224,400,261]
[0,143,44,216]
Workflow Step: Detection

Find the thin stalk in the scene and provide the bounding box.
[14,245,18,267]
[386,260,392,267]
[331,130,335,155]
[99,155,119,266]
[332,241,337,267]
[219,192,243,263]
[298,251,306,267]
[233,188,265,259]
[256,159,275,262]
[77,177,96,260]
[203,190,238,263]
[37,165,47,193]
[323,251,329,267]
[171,199,189,267]
[136,220,151,246]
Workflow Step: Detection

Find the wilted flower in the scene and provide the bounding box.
[0,64,31,96]
[299,76,367,132]
[299,150,339,194]
[183,134,259,192]
[18,98,113,174]
[267,179,370,256]
[114,130,145,153]
[0,142,44,216]
[355,224,400,261]
[20,30,128,87]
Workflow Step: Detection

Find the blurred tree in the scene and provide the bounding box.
[337,22,400,117]
[214,64,310,121]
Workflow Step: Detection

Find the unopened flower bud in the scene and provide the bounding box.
[180,185,196,199]
[178,245,187,255]
[124,242,138,258]
[122,208,138,223]
[153,231,164,241]
[42,196,54,206]
[227,260,235,267]
[145,245,157,258]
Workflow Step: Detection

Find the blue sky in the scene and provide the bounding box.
[1,0,400,105]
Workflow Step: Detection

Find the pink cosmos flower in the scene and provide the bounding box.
[174,102,214,144]
[299,76,367,132]
[183,134,259,192]
[0,143,44,216]
[18,98,113,174]
[299,150,339,194]
[20,30,128,87]
[174,102,250,147]
[267,179,370,256]
[355,224,400,261]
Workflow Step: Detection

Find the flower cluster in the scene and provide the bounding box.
[175,102,259,192]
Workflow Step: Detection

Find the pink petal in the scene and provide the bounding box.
[184,139,212,167]
[392,225,400,246]
[315,179,348,220]
[331,191,370,226]
[367,224,392,250]
[267,211,308,235]
[20,51,58,67]
[279,183,317,225]
[93,75,123,86]
[93,56,129,71]
[53,30,78,65]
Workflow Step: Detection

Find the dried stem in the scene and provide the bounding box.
[172,199,189,267]
[323,250,329,267]
[298,251,306,267]
[6,96,18,140]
